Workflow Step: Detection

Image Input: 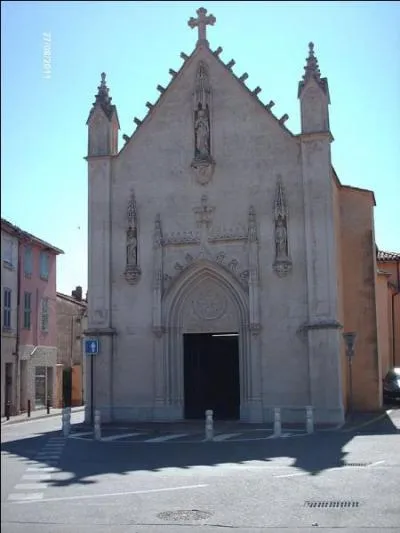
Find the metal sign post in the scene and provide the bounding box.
[342,332,357,416]
[84,339,99,425]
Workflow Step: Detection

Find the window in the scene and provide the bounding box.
[40,251,49,279]
[24,292,32,329]
[41,298,49,331]
[3,288,12,328]
[24,246,33,276]
[3,239,14,268]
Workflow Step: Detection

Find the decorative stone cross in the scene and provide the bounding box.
[188,7,216,45]
[194,194,214,228]
[193,194,214,249]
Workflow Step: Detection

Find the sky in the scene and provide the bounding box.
[1,1,399,295]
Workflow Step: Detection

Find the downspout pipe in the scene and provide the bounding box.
[14,237,22,414]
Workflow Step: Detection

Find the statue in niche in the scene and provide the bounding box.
[126,227,137,266]
[194,105,210,159]
[275,217,288,259]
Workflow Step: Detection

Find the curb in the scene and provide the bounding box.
[1,407,85,426]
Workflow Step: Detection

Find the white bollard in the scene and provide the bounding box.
[273,407,281,437]
[205,409,214,441]
[306,406,314,434]
[94,409,101,441]
[62,408,70,437]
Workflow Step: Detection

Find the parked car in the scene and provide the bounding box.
[383,367,400,404]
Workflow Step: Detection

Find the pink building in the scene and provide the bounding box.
[1,218,63,414]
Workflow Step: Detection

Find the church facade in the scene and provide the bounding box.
[85,8,382,425]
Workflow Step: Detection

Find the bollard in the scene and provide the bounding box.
[62,408,70,437]
[94,409,101,441]
[205,409,214,441]
[306,406,314,434]
[46,398,50,414]
[5,402,11,421]
[27,400,31,418]
[273,407,281,437]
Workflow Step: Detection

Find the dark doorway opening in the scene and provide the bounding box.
[183,332,240,420]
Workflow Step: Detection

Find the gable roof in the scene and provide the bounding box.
[119,43,294,156]
[57,291,87,308]
[377,250,400,262]
[1,218,64,254]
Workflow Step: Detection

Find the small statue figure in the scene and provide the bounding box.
[126,227,137,266]
[275,218,288,259]
[194,106,210,158]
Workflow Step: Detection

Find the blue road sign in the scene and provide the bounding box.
[85,338,99,355]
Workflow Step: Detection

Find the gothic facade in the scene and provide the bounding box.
[85,8,381,425]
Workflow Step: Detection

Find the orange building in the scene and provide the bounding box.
[376,251,400,374]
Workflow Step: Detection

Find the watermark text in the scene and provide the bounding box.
[43,32,51,79]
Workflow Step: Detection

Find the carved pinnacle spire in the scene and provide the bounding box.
[188,7,216,47]
[298,42,329,98]
[92,72,114,119]
[303,42,321,82]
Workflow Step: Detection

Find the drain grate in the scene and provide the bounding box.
[344,462,370,467]
[305,500,360,509]
[157,510,212,521]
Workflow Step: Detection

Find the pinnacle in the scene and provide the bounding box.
[303,42,321,83]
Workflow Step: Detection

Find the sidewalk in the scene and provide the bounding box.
[1,406,85,425]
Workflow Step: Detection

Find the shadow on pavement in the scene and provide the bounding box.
[1,408,398,489]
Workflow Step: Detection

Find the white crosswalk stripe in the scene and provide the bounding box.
[15,483,49,490]
[8,493,44,501]
[212,432,241,441]
[7,436,66,502]
[144,433,188,442]
[102,432,143,441]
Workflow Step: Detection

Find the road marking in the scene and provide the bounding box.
[369,460,385,467]
[22,474,52,481]
[15,483,49,490]
[274,472,308,479]
[8,493,44,501]
[212,433,241,441]
[101,432,143,442]
[342,411,389,432]
[144,433,188,442]
[27,466,58,472]
[43,443,65,448]
[10,483,209,504]
[68,432,93,439]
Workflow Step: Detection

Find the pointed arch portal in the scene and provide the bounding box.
[157,260,262,421]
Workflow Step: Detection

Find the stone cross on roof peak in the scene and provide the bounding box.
[188,7,216,47]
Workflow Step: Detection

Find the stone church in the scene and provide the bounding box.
[85,7,382,425]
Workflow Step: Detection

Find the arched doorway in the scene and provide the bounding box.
[161,260,253,420]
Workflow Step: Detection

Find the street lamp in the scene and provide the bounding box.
[343,332,357,417]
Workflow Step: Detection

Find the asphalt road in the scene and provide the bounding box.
[1,409,399,532]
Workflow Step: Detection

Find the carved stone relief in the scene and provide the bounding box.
[124,189,142,284]
[273,176,292,277]
[191,61,215,185]
[183,281,238,333]
[192,287,227,320]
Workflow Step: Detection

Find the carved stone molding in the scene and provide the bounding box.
[208,226,247,243]
[191,158,215,186]
[124,264,142,285]
[249,322,262,336]
[273,259,292,278]
[163,231,201,246]
[152,326,165,338]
